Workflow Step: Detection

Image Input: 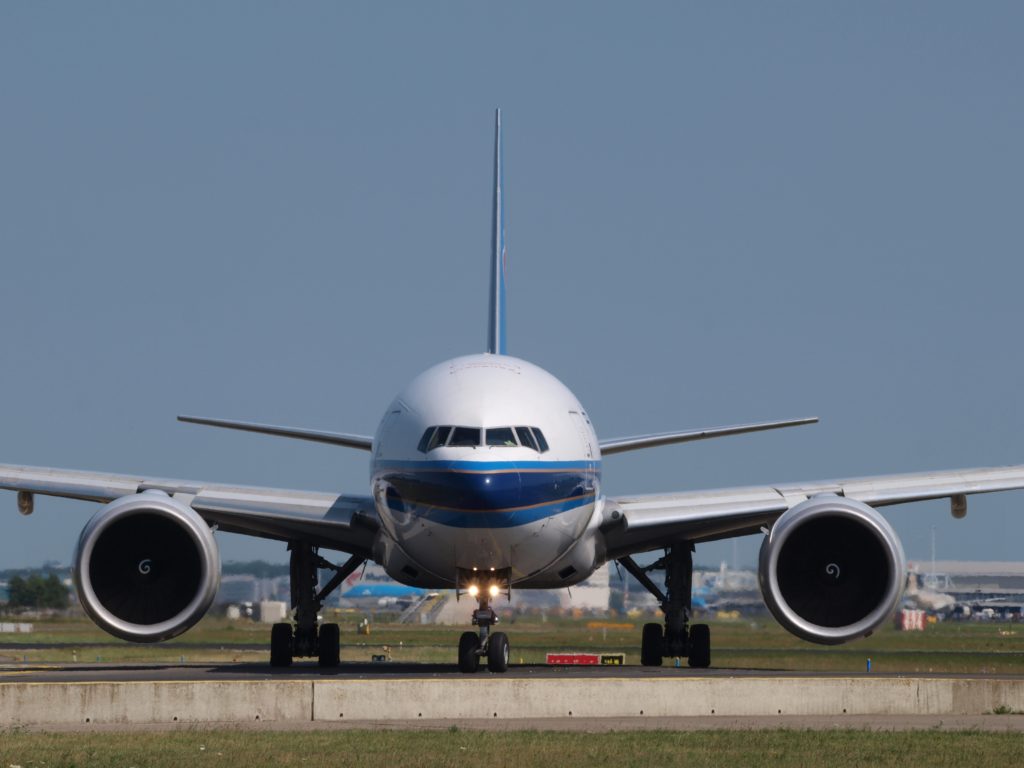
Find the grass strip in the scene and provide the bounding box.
[1,729,1023,768]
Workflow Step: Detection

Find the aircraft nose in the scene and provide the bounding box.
[381,467,523,512]
[461,470,523,511]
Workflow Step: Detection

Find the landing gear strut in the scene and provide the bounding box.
[456,569,511,673]
[269,542,364,668]
[619,541,710,668]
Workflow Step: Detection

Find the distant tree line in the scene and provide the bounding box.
[5,573,70,609]
[0,565,70,582]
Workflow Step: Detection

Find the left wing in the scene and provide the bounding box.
[600,464,1024,559]
[0,464,379,558]
[599,417,818,455]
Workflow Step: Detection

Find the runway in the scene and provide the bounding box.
[4,661,1024,729]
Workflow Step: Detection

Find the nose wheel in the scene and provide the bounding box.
[488,630,510,672]
[458,631,481,672]
[457,601,510,672]
[456,568,511,673]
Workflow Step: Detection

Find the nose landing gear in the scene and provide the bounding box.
[456,568,511,673]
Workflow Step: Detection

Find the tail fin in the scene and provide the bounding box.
[487,108,507,355]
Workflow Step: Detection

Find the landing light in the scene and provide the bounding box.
[488,584,500,598]
[468,584,480,597]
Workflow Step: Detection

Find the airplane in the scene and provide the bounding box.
[5,109,1024,673]
[903,570,956,614]
[342,583,427,600]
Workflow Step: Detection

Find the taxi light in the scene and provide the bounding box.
[468,584,480,597]
[488,584,500,598]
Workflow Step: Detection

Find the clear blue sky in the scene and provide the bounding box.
[1,3,1022,570]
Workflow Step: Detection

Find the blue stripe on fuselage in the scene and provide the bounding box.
[374,459,599,473]
[384,492,595,528]
[374,459,600,529]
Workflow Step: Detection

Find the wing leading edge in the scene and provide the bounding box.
[177,415,373,451]
[601,464,1024,560]
[599,417,818,456]
[0,463,379,558]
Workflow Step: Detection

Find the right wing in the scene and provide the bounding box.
[177,415,374,451]
[0,464,379,558]
[601,464,1024,560]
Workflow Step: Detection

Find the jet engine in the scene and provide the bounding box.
[73,490,220,642]
[758,494,905,645]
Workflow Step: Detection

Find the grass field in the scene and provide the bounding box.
[2,611,1024,673]
[2,729,1023,767]
[3,614,1024,765]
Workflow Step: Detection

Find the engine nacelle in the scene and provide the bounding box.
[73,490,220,643]
[758,494,905,645]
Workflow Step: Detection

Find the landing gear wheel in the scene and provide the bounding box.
[487,631,510,673]
[641,622,663,667]
[270,622,293,668]
[458,631,481,673]
[318,623,340,668]
[688,623,710,668]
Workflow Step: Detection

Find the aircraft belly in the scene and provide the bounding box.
[376,499,594,586]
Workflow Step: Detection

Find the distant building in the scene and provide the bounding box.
[906,561,1024,599]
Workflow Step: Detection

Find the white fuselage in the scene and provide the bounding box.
[370,354,605,589]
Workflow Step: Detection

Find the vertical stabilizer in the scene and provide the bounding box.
[487,108,507,355]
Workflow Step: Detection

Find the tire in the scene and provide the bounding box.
[318,623,340,668]
[458,631,481,673]
[688,623,711,668]
[487,632,510,673]
[270,623,293,668]
[641,622,663,667]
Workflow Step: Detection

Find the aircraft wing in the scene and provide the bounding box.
[0,464,379,559]
[601,465,1024,560]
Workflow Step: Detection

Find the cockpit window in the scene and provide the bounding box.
[486,427,517,447]
[417,428,435,453]
[515,426,538,451]
[419,425,547,453]
[427,426,452,451]
[449,426,482,447]
[531,427,550,453]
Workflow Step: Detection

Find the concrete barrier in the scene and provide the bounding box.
[3,677,1024,726]
[0,681,311,726]
[312,677,1024,721]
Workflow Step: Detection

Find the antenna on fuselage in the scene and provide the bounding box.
[487,108,507,355]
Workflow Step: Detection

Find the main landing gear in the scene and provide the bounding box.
[456,569,511,673]
[618,542,711,668]
[269,542,365,668]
